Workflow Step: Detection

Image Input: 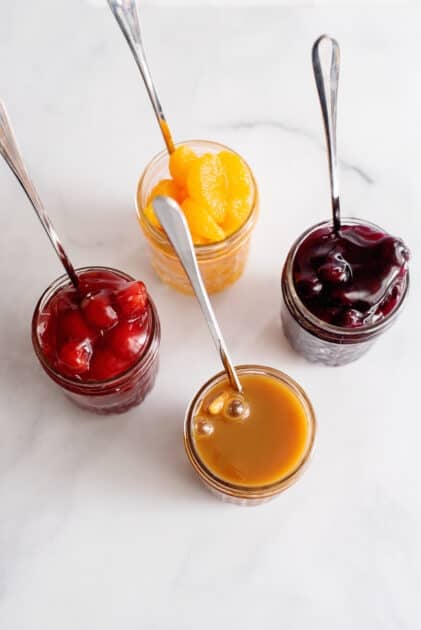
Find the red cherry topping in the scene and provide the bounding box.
[108,320,149,360]
[115,281,148,319]
[82,292,118,329]
[57,340,92,375]
[88,348,130,381]
[36,270,153,382]
[59,309,96,343]
[37,312,56,359]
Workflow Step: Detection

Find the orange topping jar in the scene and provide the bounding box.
[136,140,259,294]
[184,365,316,505]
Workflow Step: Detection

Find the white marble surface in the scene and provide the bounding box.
[1,2,420,628]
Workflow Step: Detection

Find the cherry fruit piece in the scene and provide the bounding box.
[59,310,96,343]
[57,340,92,375]
[89,348,130,381]
[108,320,149,361]
[82,292,118,329]
[115,281,148,319]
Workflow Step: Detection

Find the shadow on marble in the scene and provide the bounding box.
[126,407,212,503]
[217,268,302,366]
[57,394,212,504]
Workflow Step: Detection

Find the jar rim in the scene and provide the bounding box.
[184,364,316,499]
[136,139,259,257]
[282,217,410,341]
[32,265,160,389]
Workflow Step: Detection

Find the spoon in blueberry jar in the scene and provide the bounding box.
[280,36,410,366]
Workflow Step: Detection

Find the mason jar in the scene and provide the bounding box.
[136,140,258,294]
[281,219,410,366]
[184,365,316,506]
[32,266,160,414]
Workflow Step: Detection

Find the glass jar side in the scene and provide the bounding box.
[281,218,409,366]
[32,266,161,414]
[136,140,259,294]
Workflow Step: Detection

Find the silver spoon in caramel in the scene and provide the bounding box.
[153,195,248,420]
[107,0,175,154]
[0,101,80,288]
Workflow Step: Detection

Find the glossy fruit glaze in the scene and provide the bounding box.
[293,222,410,327]
[142,145,253,244]
[36,270,152,381]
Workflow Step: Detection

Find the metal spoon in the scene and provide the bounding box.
[312,35,341,233]
[0,102,79,288]
[107,0,175,154]
[153,195,247,417]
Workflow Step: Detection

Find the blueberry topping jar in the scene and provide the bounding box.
[281,219,410,366]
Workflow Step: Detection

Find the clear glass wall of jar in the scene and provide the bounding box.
[136,140,259,295]
[184,365,316,506]
[281,219,410,366]
[32,267,161,414]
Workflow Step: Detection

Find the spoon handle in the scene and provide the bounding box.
[152,196,242,394]
[312,35,341,232]
[0,102,79,288]
[107,0,175,154]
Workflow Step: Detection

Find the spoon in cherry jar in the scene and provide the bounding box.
[153,195,249,421]
[312,35,341,233]
[0,101,80,288]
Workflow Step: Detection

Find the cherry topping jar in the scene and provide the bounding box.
[32,266,160,414]
[281,219,410,366]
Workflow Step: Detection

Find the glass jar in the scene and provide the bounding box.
[136,140,259,294]
[32,266,160,415]
[281,219,410,366]
[184,365,316,506]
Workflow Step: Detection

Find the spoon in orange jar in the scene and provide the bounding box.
[107,0,175,154]
[153,195,248,420]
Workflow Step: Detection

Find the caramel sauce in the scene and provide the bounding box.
[193,373,310,487]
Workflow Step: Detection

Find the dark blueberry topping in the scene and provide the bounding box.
[293,223,409,328]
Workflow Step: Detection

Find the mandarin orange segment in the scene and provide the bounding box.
[169,146,198,188]
[186,153,227,223]
[222,198,252,236]
[218,150,253,202]
[222,211,240,237]
[181,198,226,243]
[191,232,209,245]
[178,186,189,203]
[142,145,253,245]
[146,178,182,205]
